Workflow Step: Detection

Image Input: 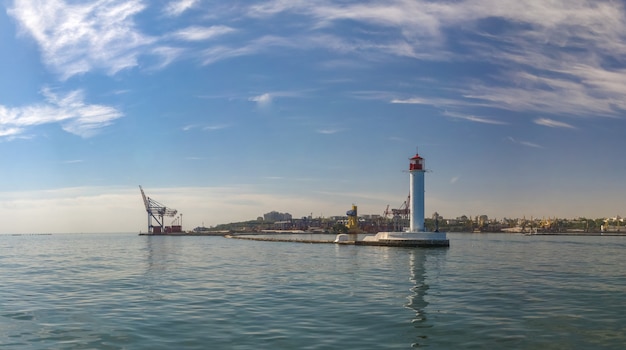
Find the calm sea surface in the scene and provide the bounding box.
[1,232,625,349]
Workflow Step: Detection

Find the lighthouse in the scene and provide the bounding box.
[409,153,425,232]
[335,149,449,247]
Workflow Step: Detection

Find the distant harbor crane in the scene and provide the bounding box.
[139,185,180,234]
[391,193,410,231]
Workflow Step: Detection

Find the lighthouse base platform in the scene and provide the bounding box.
[334,231,449,247]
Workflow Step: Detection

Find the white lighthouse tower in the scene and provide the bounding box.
[409,152,426,232]
[339,149,449,247]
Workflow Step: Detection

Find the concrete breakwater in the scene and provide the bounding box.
[225,234,335,244]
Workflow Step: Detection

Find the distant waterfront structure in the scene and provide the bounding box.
[263,211,292,222]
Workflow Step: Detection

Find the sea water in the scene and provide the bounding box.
[1,233,625,349]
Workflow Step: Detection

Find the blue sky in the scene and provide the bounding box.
[1,0,625,233]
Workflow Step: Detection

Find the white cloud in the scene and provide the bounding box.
[390,96,487,109]
[534,118,576,129]
[183,123,231,132]
[0,127,23,137]
[172,25,236,41]
[203,124,230,131]
[182,124,198,131]
[507,136,543,149]
[201,35,298,65]
[521,141,544,149]
[201,45,254,65]
[463,71,625,118]
[8,0,153,79]
[8,0,626,123]
[163,0,199,17]
[241,1,626,119]
[443,111,508,125]
[246,0,626,56]
[151,46,187,70]
[0,88,123,138]
[316,128,343,135]
[391,97,432,105]
[249,93,273,107]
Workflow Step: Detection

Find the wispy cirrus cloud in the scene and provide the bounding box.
[316,128,343,135]
[150,46,187,70]
[245,0,626,62]
[248,90,307,108]
[463,71,626,118]
[172,25,236,41]
[204,124,230,131]
[0,88,123,138]
[534,118,576,129]
[201,35,301,65]
[390,96,491,109]
[508,136,543,149]
[443,111,508,125]
[242,0,626,120]
[249,93,273,108]
[8,0,153,79]
[163,0,199,17]
[8,0,626,124]
[183,124,231,132]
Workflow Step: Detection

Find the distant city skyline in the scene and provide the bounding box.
[1,0,625,233]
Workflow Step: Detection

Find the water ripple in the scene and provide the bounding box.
[1,233,626,349]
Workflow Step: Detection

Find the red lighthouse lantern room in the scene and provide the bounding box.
[409,153,424,171]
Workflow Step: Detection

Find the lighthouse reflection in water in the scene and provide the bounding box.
[407,249,435,347]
